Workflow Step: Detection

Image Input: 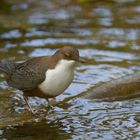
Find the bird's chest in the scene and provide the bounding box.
[38,62,74,97]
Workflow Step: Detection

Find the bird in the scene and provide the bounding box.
[0,46,84,113]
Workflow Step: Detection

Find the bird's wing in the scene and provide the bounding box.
[0,59,17,75]
[7,57,49,91]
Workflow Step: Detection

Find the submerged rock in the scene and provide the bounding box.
[83,72,140,101]
[0,90,33,128]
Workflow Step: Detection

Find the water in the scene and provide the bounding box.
[1,0,140,139]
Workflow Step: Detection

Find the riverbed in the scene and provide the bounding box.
[0,0,140,139]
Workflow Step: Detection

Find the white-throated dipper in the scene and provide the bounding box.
[0,46,84,113]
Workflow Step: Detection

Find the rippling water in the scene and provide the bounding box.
[1,0,140,139]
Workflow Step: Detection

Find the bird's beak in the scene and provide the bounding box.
[78,57,86,63]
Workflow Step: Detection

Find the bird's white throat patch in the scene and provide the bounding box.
[38,59,76,97]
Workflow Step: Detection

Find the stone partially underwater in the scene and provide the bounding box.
[83,72,140,101]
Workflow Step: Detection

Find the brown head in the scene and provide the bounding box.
[53,46,83,63]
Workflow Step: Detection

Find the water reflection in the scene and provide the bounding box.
[2,120,72,140]
[1,0,140,139]
[1,29,21,39]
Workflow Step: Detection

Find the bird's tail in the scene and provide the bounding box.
[0,59,15,75]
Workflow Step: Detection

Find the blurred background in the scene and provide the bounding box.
[1,0,140,139]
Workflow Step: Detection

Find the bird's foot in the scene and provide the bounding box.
[28,106,36,114]
[46,99,54,110]
[47,104,54,110]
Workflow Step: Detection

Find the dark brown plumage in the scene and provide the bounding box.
[0,46,83,113]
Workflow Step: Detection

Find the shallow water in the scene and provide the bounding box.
[1,0,140,139]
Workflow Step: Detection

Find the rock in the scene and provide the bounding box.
[83,72,140,101]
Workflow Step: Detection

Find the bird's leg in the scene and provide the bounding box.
[23,96,34,114]
[46,98,53,109]
[46,98,51,107]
